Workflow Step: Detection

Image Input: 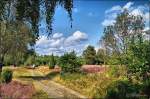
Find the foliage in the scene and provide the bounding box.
[105,80,138,99]
[0,21,35,66]
[24,55,35,66]
[54,72,121,98]
[100,9,145,59]
[108,65,120,77]
[1,69,13,83]
[142,79,150,97]
[58,51,82,73]
[127,41,150,80]
[83,45,96,65]
[49,54,56,69]
[96,49,105,64]
[100,9,150,81]
[0,0,73,36]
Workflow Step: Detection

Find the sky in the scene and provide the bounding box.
[35,0,150,56]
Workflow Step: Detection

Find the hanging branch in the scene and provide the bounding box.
[0,0,73,38]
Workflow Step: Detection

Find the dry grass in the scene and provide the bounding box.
[34,66,50,75]
[50,66,126,98]
[52,73,117,98]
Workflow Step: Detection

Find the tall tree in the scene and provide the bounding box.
[83,45,96,65]
[49,54,56,69]
[0,21,35,65]
[101,9,145,56]
[96,48,108,65]
[100,9,149,80]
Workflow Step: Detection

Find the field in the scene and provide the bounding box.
[11,65,127,98]
[0,64,148,99]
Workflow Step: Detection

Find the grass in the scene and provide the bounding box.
[32,90,49,99]
[51,73,116,98]
[1,66,49,99]
[46,66,127,98]
[1,65,127,98]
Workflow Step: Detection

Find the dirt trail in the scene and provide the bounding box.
[26,69,87,98]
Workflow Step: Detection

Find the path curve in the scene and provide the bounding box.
[29,69,87,98]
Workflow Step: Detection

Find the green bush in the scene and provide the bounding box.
[58,51,82,73]
[2,69,13,83]
[108,65,120,77]
[142,79,150,97]
[108,65,127,78]
[49,54,56,69]
[105,80,137,99]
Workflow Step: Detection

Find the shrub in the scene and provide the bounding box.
[108,65,127,78]
[92,78,114,99]
[58,51,82,73]
[142,79,150,97]
[2,69,13,83]
[105,80,137,99]
[49,54,56,69]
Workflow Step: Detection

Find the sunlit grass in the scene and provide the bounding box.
[50,66,127,98]
[32,90,49,99]
[2,66,127,98]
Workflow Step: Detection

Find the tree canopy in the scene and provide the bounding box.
[83,45,96,65]
[0,0,73,37]
[0,0,73,64]
[0,21,35,64]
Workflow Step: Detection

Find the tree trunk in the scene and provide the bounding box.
[0,54,4,74]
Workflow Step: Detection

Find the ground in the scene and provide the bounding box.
[1,66,86,98]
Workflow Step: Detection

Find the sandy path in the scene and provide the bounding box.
[27,69,87,98]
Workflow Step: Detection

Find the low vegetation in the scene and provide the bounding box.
[50,65,125,98]
[0,81,35,98]
[1,69,13,83]
[58,51,82,73]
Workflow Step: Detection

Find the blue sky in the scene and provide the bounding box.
[35,0,150,56]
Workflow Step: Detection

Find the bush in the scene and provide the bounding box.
[2,69,13,83]
[49,54,56,69]
[142,79,150,97]
[58,51,82,73]
[108,65,127,78]
[105,80,137,99]
[92,78,114,99]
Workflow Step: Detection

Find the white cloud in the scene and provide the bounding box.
[131,9,143,16]
[65,31,88,46]
[102,19,116,26]
[123,2,134,9]
[144,12,150,25]
[35,31,88,56]
[52,33,63,39]
[102,2,149,27]
[145,12,149,20]
[50,37,64,48]
[105,5,122,14]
